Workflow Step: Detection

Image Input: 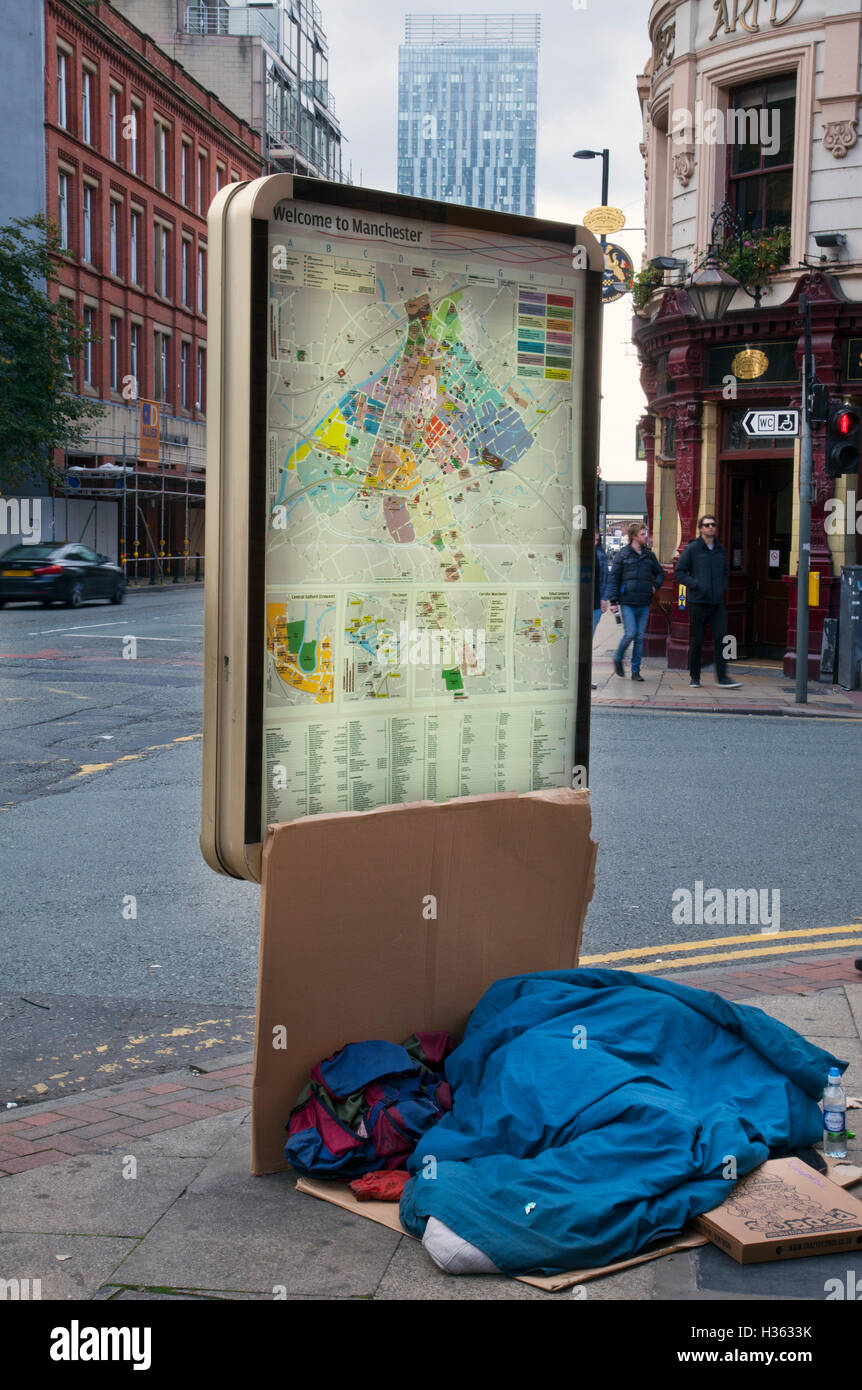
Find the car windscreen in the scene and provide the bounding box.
[1,544,63,561]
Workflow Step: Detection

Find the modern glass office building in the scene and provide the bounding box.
[398,14,540,216]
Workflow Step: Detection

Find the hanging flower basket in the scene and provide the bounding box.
[698,226,792,292]
[631,263,663,312]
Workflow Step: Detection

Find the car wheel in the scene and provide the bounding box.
[66,581,84,609]
[111,582,126,605]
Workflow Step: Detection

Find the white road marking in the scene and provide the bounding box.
[50,634,184,642]
[28,621,132,635]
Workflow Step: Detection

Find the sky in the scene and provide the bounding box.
[318,0,652,481]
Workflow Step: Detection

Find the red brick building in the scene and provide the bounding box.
[44,0,262,573]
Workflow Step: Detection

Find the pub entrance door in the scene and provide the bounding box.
[722,456,793,659]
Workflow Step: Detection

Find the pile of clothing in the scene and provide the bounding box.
[285,1031,454,1181]
[288,970,846,1277]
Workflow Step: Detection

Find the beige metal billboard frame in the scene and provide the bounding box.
[202,173,604,881]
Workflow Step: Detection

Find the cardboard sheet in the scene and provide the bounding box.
[295,1162,862,1290]
[251,788,596,1174]
[294,1176,708,1290]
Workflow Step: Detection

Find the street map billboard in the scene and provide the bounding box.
[202,175,602,880]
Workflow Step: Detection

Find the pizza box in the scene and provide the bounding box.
[695,1156,862,1264]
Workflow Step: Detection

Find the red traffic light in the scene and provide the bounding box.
[826,401,861,476]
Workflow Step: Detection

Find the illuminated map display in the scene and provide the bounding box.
[262,199,587,822]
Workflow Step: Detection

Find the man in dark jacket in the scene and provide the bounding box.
[608,522,664,681]
[674,515,741,688]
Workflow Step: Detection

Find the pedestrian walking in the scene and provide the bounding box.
[673,515,742,689]
[608,522,664,682]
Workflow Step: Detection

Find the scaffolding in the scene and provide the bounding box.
[57,430,206,584]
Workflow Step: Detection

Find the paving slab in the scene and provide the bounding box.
[100,1109,246,1159]
[372,1237,554,1300]
[844,984,862,1047]
[0,1231,137,1300]
[372,1233,659,1299]
[0,1154,203,1236]
[111,1128,400,1296]
[692,1243,862,1301]
[743,989,860,1038]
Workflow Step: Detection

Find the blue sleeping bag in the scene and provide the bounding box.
[399,969,847,1275]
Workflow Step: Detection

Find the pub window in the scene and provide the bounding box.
[724,407,784,452]
[659,415,676,459]
[726,75,795,234]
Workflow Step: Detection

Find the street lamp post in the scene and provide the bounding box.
[573,148,610,245]
[795,294,814,704]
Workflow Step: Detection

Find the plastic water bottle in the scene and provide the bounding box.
[822,1067,847,1158]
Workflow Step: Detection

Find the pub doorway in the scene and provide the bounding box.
[721,455,793,659]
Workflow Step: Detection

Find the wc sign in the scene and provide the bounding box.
[742,409,799,437]
[139,400,161,462]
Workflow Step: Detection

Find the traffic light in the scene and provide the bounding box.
[826,401,861,477]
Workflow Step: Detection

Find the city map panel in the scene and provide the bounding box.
[263,200,586,822]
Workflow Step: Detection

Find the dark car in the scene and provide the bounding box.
[0,542,126,608]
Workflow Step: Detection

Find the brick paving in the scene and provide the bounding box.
[1,957,859,1177]
[657,952,862,999]
[0,1058,253,1177]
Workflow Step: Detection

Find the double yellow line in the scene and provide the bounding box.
[580,923,862,973]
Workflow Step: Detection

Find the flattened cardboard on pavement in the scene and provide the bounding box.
[296,1162,861,1290]
[251,788,596,1176]
[696,1157,862,1264]
[294,1176,708,1290]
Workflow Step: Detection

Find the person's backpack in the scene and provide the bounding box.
[285,1032,454,1179]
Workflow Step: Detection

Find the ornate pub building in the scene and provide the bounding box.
[634,0,862,673]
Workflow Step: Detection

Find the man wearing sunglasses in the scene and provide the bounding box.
[674,515,741,689]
